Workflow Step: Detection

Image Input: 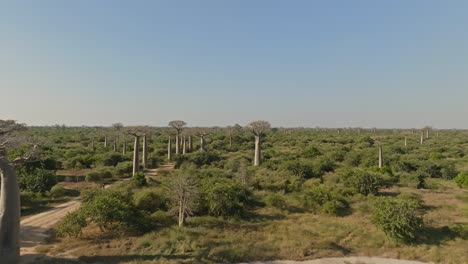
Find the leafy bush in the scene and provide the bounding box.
[372,197,423,242]
[454,172,468,188]
[303,146,321,158]
[50,184,66,198]
[19,168,57,193]
[263,193,287,210]
[114,161,133,176]
[302,184,348,216]
[133,189,167,212]
[343,170,384,196]
[86,172,102,182]
[55,211,87,237]
[132,171,147,187]
[200,178,254,218]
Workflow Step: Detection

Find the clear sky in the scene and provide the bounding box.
[1,1,467,128]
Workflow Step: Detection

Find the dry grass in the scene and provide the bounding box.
[38,180,467,264]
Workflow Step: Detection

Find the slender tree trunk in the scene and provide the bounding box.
[178,199,185,227]
[188,135,193,152]
[404,136,407,147]
[104,136,108,149]
[175,132,180,154]
[0,157,20,264]
[113,137,117,152]
[168,137,172,160]
[420,132,424,145]
[200,136,205,151]
[254,135,261,166]
[91,139,95,151]
[426,129,429,139]
[378,145,383,168]
[132,136,140,176]
[142,134,148,169]
[229,135,232,148]
[122,137,126,155]
[182,137,186,155]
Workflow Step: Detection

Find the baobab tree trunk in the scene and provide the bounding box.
[91,139,95,151]
[254,135,261,166]
[142,135,148,169]
[378,145,383,168]
[122,138,127,155]
[404,136,407,147]
[104,136,108,149]
[229,135,232,148]
[168,137,172,160]
[188,136,193,152]
[426,129,429,139]
[0,157,20,264]
[182,137,186,155]
[200,136,205,151]
[113,137,117,152]
[132,136,140,176]
[175,132,180,155]
[420,132,424,145]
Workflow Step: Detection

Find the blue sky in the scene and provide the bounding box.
[1,1,467,128]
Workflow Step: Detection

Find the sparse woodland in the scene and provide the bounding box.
[1,122,467,263]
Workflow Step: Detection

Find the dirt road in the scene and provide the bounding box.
[244,258,431,264]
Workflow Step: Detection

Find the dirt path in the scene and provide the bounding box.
[244,257,431,264]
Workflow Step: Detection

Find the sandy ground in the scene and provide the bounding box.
[19,198,81,263]
[243,258,431,264]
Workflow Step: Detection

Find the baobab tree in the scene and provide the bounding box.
[226,124,242,148]
[0,120,36,263]
[247,120,271,166]
[169,120,186,155]
[112,122,124,152]
[167,174,197,227]
[378,145,383,168]
[126,129,145,176]
[167,136,172,160]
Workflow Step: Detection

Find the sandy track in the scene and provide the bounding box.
[244,257,431,264]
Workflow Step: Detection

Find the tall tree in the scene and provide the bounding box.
[0,120,35,263]
[167,136,172,160]
[126,128,144,176]
[247,121,271,166]
[167,174,197,227]
[169,121,186,155]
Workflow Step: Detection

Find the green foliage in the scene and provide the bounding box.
[49,184,66,198]
[114,161,133,176]
[133,189,167,212]
[19,168,57,193]
[55,211,87,237]
[263,193,287,210]
[303,146,321,158]
[343,170,384,196]
[200,178,254,218]
[132,171,147,187]
[302,184,348,216]
[372,197,423,242]
[454,172,468,188]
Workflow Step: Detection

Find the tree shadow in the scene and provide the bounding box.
[415,225,460,245]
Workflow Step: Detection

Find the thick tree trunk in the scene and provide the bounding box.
[142,135,148,169]
[378,145,383,168]
[200,136,205,151]
[91,139,95,151]
[175,132,180,155]
[168,137,172,160]
[182,137,186,155]
[404,136,407,147]
[0,157,20,264]
[420,132,424,145]
[132,136,140,176]
[426,129,429,139]
[113,137,117,152]
[229,135,232,148]
[188,136,193,152]
[254,135,261,166]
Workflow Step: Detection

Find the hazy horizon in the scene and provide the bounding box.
[2,1,468,129]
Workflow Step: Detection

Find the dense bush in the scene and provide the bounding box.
[114,161,134,176]
[50,184,66,198]
[263,193,288,210]
[133,189,167,212]
[200,178,254,218]
[343,170,384,196]
[132,171,147,187]
[454,172,468,188]
[55,211,87,237]
[19,168,57,193]
[302,184,348,216]
[372,197,423,242]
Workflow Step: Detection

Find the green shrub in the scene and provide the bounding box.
[372,197,423,242]
[55,211,87,237]
[151,210,173,226]
[302,184,348,216]
[86,172,102,182]
[454,172,468,188]
[303,146,321,158]
[200,178,254,218]
[133,189,167,212]
[50,184,66,198]
[19,168,57,193]
[343,170,384,196]
[132,171,147,187]
[263,193,287,210]
[115,161,133,176]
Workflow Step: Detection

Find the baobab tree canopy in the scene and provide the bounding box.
[247,120,271,135]
[169,120,187,131]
